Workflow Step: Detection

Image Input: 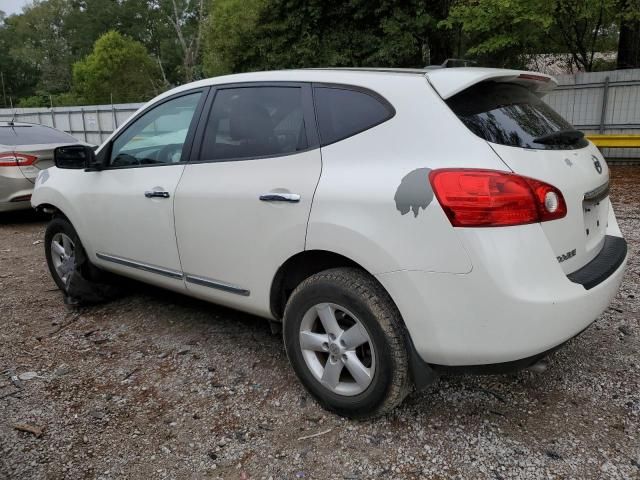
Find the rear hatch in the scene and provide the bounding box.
[428,69,609,274]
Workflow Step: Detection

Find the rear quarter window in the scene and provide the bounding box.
[0,125,78,146]
[314,86,395,146]
[446,82,588,150]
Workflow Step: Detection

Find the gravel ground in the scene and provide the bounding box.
[1,166,638,480]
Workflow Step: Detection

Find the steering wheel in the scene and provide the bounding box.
[157,144,183,163]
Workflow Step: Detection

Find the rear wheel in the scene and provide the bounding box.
[283,268,410,417]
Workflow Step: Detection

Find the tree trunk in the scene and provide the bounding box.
[617,16,640,68]
[425,0,454,66]
[428,34,454,65]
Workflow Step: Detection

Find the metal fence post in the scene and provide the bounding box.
[599,76,610,134]
[49,96,56,129]
[95,108,102,143]
[111,94,118,131]
[80,107,87,142]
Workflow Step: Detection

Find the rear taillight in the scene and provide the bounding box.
[429,169,567,227]
[0,152,38,167]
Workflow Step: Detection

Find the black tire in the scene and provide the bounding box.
[45,218,122,306]
[283,267,410,418]
[45,217,82,292]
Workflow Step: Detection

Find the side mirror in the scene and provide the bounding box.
[54,145,96,170]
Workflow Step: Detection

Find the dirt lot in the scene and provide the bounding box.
[1,166,638,480]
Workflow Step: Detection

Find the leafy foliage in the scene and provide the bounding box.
[203,0,265,76]
[0,0,638,107]
[444,0,619,71]
[203,0,455,76]
[73,31,164,104]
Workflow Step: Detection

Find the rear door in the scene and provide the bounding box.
[445,80,610,273]
[173,83,321,316]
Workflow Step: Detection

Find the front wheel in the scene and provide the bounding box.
[283,268,410,418]
[45,217,83,292]
[44,216,118,304]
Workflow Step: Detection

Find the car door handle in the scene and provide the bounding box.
[259,193,301,203]
[144,191,170,199]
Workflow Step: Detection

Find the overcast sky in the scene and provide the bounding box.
[1,0,31,16]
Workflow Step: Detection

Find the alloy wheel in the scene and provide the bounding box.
[299,303,376,396]
[50,232,76,285]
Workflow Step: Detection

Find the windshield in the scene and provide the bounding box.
[0,125,78,146]
[446,82,588,150]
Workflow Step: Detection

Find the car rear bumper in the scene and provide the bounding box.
[0,168,35,211]
[377,222,627,366]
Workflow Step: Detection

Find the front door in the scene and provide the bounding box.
[80,90,206,290]
[174,84,321,316]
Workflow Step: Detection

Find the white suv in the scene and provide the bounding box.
[32,68,627,417]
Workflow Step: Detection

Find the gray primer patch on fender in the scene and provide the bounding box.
[394,168,433,217]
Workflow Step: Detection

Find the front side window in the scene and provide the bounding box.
[446,82,588,150]
[314,87,395,146]
[200,87,307,161]
[110,92,202,167]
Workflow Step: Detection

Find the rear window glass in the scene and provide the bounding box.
[0,125,78,146]
[314,87,394,146]
[446,82,588,150]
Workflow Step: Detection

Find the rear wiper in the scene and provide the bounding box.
[533,129,584,145]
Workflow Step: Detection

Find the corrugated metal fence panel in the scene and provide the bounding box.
[543,68,640,160]
[0,103,143,145]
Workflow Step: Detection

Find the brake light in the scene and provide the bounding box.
[517,73,551,83]
[0,152,38,167]
[429,169,567,227]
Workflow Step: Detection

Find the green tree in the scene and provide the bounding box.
[203,0,456,76]
[552,0,618,71]
[150,0,208,82]
[203,0,268,76]
[0,13,40,106]
[4,0,75,95]
[72,31,165,104]
[443,0,618,71]
[442,0,553,68]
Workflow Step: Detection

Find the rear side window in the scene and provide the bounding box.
[446,82,588,150]
[200,86,307,161]
[0,125,78,146]
[314,87,395,146]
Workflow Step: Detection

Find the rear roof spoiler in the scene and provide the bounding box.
[425,67,558,100]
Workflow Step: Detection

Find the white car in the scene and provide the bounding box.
[32,68,627,417]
